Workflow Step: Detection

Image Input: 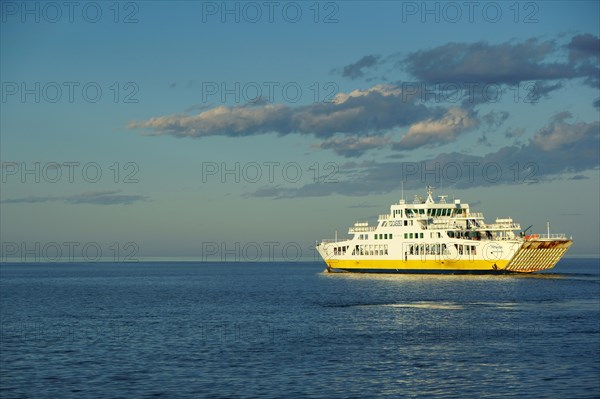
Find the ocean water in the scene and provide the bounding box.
[1,259,599,398]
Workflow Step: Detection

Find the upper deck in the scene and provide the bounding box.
[347,186,522,237]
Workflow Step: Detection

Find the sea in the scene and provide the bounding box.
[1,258,599,398]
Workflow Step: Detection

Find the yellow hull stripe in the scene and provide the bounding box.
[325,259,510,271]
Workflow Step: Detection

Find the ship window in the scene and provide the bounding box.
[420,233,424,239]
[374,235,378,240]
[409,233,413,239]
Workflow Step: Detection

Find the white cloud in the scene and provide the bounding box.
[532,112,598,151]
[396,108,478,149]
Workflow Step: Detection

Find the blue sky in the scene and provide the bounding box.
[1,1,599,260]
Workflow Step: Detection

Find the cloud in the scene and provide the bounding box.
[130,34,598,158]
[129,84,442,141]
[1,190,148,205]
[244,115,599,198]
[567,33,600,63]
[505,127,526,138]
[531,111,598,151]
[341,55,381,79]
[533,81,564,99]
[402,38,595,86]
[393,108,478,150]
[312,135,391,157]
[481,110,510,131]
[569,175,589,180]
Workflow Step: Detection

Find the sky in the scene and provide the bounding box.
[1,1,599,261]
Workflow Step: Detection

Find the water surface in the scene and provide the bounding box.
[1,258,599,398]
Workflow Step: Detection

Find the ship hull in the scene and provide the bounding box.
[319,239,573,274]
[324,259,510,274]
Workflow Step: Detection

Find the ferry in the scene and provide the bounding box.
[316,187,573,273]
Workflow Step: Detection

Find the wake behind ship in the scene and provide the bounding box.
[316,187,572,273]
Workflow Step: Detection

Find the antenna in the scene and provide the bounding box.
[401,181,404,201]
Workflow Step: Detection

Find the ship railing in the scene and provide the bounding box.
[485,223,521,230]
[466,212,484,218]
[349,226,377,233]
[536,233,568,240]
[428,223,456,230]
[378,214,390,220]
[320,239,338,244]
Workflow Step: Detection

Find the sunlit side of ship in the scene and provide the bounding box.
[316,187,573,273]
